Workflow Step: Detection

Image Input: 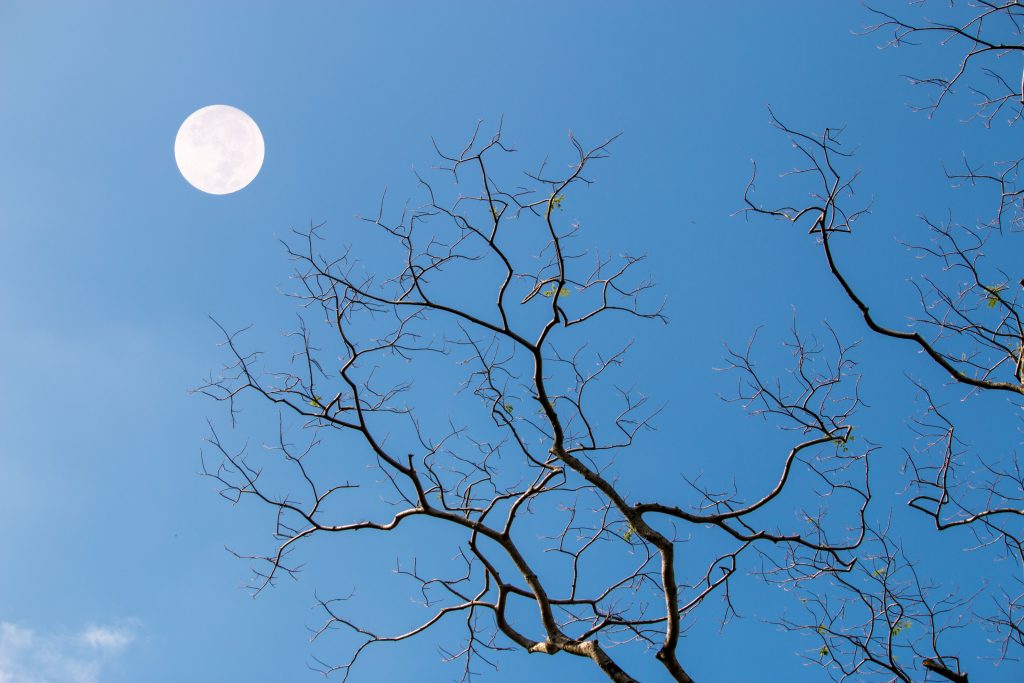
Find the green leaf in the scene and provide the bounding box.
[542,285,571,298]
[502,402,514,414]
[819,646,829,658]
[984,283,1007,309]
[891,620,912,637]
[550,193,565,210]
[623,524,635,543]
[308,396,325,409]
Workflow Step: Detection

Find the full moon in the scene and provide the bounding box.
[174,105,264,195]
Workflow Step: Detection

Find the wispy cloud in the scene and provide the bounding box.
[78,626,134,653]
[0,621,138,683]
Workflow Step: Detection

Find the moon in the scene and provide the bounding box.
[174,105,264,195]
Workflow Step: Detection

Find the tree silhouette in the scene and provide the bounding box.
[201,3,1024,681]
[198,123,870,682]
[740,2,1024,680]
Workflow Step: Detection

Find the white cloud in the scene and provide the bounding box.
[0,621,138,683]
[79,627,134,653]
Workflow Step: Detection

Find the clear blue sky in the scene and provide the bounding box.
[1,2,1017,682]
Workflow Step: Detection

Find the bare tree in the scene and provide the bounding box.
[199,3,1024,680]
[774,524,976,683]
[198,123,872,682]
[740,2,1024,680]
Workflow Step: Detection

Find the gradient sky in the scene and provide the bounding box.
[1,2,1019,682]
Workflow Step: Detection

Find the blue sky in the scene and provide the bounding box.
[1,2,1019,682]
